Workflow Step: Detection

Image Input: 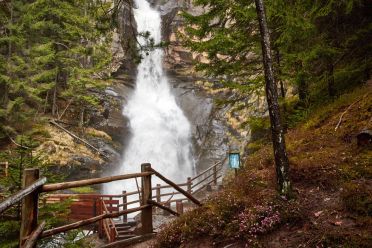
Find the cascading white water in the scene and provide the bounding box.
[104,0,194,195]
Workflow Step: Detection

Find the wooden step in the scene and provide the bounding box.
[116,226,132,231]
[115,221,137,227]
[117,230,133,235]
[115,234,137,241]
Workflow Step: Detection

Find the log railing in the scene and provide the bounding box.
[0,159,225,247]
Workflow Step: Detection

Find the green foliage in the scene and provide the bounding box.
[0,135,70,247]
[181,0,263,94]
[268,0,372,100]
[0,0,113,138]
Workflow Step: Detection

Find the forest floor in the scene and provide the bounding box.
[150,81,372,248]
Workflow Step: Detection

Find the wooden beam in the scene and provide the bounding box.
[20,169,40,247]
[22,221,46,248]
[41,172,153,192]
[148,200,179,216]
[140,163,153,234]
[41,205,149,238]
[0,178,46,214]
[151,168,201,206]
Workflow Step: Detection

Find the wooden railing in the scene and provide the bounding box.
[0,160,225,247]
[101,199,118,243]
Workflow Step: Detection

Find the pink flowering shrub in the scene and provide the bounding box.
[237,204,281,241]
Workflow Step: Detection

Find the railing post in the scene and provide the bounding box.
[98,199,103,238]
[176,200,183,215]
[156,184,161,203]
[19,168,40,248]
[122,191,127,223]
[141,163,153,234]
[163,202,171,216]
[213,165,217,185]
[187,177,192,203]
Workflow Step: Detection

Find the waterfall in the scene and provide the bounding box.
[104,0,194,195]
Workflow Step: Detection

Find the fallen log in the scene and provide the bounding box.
[49,120,110,160]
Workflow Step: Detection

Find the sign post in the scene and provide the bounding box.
[228,152,240,177]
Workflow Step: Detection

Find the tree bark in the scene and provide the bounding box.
[254,0,291,196]
[275,50,285,98]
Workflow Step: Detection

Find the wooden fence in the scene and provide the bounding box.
[0,160,225,247]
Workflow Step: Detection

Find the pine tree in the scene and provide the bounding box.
[181,0,263,93]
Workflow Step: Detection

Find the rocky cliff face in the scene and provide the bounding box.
[156,0,270,169]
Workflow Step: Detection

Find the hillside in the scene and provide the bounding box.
[153,81,372,248]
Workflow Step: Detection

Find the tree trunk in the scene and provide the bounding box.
[275,50,285,98]
[254,0,291,196]
[52,86,57,116]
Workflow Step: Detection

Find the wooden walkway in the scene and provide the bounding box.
[0,160,225,247]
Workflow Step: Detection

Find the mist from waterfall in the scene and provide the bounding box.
[104,0,194,195]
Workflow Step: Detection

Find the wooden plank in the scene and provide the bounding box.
[22,221,46,248]
[46,193,127,198]
[20,169,40,247]
[100,233,155,248]
[41,205,149,238]
[42,172,153,192]
[103,200,119,205]
[151,168,201,206]
[0,177,46,214]
[70,215,94,220]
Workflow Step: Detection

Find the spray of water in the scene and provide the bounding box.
[104,0,194,195]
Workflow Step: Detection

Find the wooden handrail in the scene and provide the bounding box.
[148,200,179,216]
[152,182,188,190]
[193,175,223,195]
[152,191,181,199]
[160,198,187,204]
[2,159,227,246]
[150,168,201,206]
[44,192,139,198]
[41,205,149,238]
[42,172,153,192]
[190,161,222,181]
[101,199,118,242]
[191,171,216,189]
[23,221,46,248]
[0,177,46,214]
